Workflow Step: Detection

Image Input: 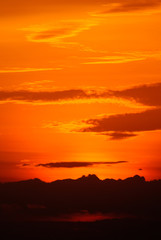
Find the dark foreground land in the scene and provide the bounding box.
[1,174,161,239]
[1,218,161,240]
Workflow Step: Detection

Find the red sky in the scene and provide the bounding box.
[0,0,161,182]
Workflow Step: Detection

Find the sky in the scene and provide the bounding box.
[0,0,161,182]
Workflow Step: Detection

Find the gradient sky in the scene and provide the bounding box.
[1,0,161,182]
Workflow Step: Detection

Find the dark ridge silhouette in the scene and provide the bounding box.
[0,174,161,220]
[0,174,161,239]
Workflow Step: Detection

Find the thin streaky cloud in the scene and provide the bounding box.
[1,0,161,17]
[91,0,161,16]
[83,58,145,64]
[23,21,98,46]
[0,67,62,73]
[83,51,161,65]
[36,161,127,168]
[16,80,57,91]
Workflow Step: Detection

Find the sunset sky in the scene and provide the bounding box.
[1,0,161,182]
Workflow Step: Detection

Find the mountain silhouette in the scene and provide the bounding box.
[1,174,161,240]
[1,174,161,222]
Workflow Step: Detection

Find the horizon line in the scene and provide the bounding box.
[1,174,160,184]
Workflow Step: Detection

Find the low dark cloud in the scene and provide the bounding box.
[0,89,100,103]
[111,82,161,107]
[0,82,161,107]
[105,132,138,140]
[79,108,161,139]
[36,161,127,168]
[22,163,30,167]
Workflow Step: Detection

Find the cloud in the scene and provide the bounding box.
[83,52,161,65]
[111,82,161,107]
[0,88,127,106]
[21,163,31,167]
[83,54,144,65]
[18,80,56,91]
[23,21,97,46]
[0,82,160,107]
[78,108,161,139]
[0,67,61,73]
[0,89,101,104]
[36,161,127,168]
[83,57,144,65]
[36,82,160,140]
[17,160,34,168]
[1,0,161,18]
[94,0,161,15]
[0,0,104,17]
[104,132,138,140]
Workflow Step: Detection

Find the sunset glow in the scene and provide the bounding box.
[1,0,161,182]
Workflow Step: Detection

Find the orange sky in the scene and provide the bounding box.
[0,0,161,182]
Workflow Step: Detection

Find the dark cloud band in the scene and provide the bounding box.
[0,82,161,107]
[111,82,161,107]
[36,161,127,168]
[79,108,161,139]
[0,89,100,103]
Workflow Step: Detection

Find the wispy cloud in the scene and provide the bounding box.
[91,0,161,16]
[36,161,127,168]
[83,51,161,65]
[17,160,33,168]
[18,80,56,91]
[83,57,145,65]
[1,0,161,18]
[0,67,61,73]
[0,0,104,17]
[22,21,98,46]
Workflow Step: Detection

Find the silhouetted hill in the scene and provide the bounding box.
[77,174,101,182]
[5,177,45,185]
[0,174,161,222]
